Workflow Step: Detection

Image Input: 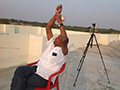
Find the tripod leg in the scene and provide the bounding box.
[90,37,93,48]
[76,51,86,71]
[73,56,85,86]
[76,57,82,71]
[94,35,110,83]
[76,34,94,71]
[74,34,94,86]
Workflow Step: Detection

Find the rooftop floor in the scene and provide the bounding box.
[0,40,120,90]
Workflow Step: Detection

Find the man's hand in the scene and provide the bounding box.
[56,13,63,25]
[55,5,63,25]
[55,5,62,14]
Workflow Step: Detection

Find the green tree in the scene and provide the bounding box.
[0,19,10,24]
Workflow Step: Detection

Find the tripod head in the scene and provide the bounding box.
[88,23,96,34]
[88,23,96,48]
[92,23,96,27]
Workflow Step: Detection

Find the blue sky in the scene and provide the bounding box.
[0,0,120,30]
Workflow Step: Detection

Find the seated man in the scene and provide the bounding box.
[10,4,69,90]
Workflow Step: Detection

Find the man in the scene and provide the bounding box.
[10,4,69,90]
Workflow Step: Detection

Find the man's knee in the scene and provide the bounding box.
[14,66,27,74]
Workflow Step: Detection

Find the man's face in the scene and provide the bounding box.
[54,35,62,47]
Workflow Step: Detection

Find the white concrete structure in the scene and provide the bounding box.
[0,24,120,69]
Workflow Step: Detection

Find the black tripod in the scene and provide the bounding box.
[73,23,110,86]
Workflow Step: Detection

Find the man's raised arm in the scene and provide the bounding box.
[56,13,69,55]
[46,5,62,40]
[46,15,56,40]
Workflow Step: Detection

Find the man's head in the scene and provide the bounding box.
[53,35,69,47]
[53,35,62,47]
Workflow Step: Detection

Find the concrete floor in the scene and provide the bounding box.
[0,40,120,90]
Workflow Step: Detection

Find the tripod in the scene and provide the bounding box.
[73,23,110,86]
